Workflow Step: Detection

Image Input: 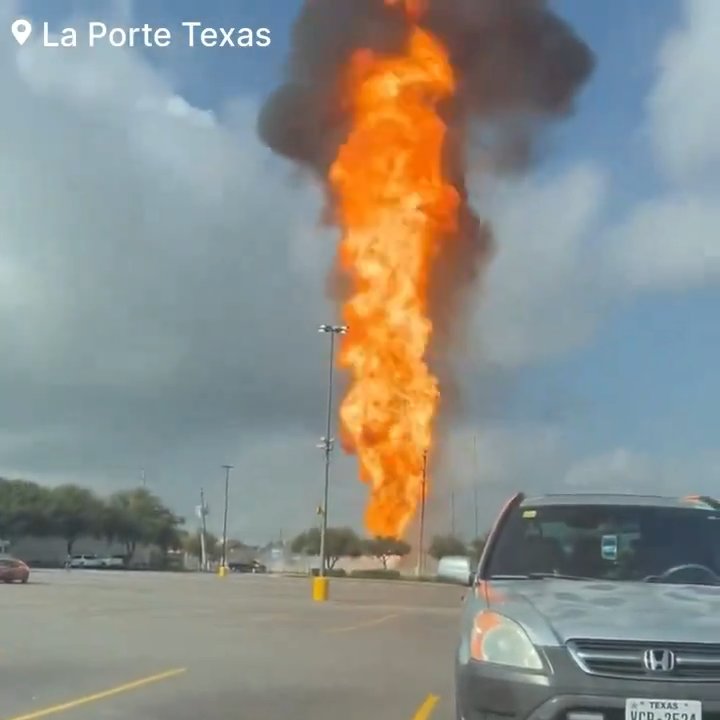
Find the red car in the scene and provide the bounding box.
[0,557,29,583]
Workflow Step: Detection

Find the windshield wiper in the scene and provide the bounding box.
[529,572,596,581]
[643,575,720,586]
[490,572,595,581]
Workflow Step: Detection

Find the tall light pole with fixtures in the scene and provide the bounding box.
[317,323,347,578]
[196,487,210,572]
[220,464,233,572]
[450,483,456,536]
[416,449,429,577]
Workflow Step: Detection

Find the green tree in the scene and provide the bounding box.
[101,496,140,559]
[291,526,363,569]
[183,531,220,562]
[363,536,411,569]
[290,529,310,554]
[0,478,52,541]
[469,535,487,564]
[428,534,468,560]
[148,506,184,558]
[48,484,104,555]
[101,487,179,562]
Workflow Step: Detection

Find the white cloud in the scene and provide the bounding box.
[416,422,720,537]
[608,192,720,292]
[0,5,343,538]
[607,0,720,296]
[444,423,567,492]
[467,164,607,367]
[647,0,720,185]
[0,25,332,387]
[0,0,717,543]
[425,423,569,535]
[469,0,720,367]
[564,447,720,498]
[564,448,655,492]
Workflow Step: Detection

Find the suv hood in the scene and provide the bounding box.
[486,579,720,645]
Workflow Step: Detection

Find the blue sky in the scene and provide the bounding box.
[5,0,720,538]
[529,1,719,461]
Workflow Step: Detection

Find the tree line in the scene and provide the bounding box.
[0,478,184,562]
[290,527,487,569]
[0,477,487,570]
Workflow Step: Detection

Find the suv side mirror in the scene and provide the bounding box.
[437,556,474,586]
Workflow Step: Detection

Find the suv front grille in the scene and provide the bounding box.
[567,639,720,681]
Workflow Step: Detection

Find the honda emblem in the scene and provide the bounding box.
[643,648,675,673]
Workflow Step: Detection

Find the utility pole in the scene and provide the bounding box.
[473,435,479,539]
[140,468,146,488]
[199,487,208,571]
[317,324,347,577]
[221,464,233,570]
[450,486,456,536]
[416,449,428,576]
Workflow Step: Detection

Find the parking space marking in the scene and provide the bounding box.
[324,612,399,634]
[412,693,440,720]
[5,667,187,720]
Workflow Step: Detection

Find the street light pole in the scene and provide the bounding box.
[416,449,428,577]
[317,324,348,577]
[221,464,233,569]
[199,487,208,571]
[450,486,456,536]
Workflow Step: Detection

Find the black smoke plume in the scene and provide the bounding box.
[258,0,594,413]
[259,0,593,174]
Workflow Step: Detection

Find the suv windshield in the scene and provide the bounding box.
[486,502,720,585]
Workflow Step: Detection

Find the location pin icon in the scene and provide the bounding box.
[11,18,32,46]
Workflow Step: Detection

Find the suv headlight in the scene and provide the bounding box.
[470,611,543,670]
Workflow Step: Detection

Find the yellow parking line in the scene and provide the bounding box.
[324,612,399,633]
[5,667,187,720]
[412,693,440,720]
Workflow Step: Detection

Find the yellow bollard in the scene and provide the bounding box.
[218,565,229,577]
[312,576,329,602]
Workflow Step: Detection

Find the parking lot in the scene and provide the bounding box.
[0,570,465,720]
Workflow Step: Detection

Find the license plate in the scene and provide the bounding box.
[626,699,702,720]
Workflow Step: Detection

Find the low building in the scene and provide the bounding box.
[7,536,154,567]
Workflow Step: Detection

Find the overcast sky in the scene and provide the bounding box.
[1,0,719,543]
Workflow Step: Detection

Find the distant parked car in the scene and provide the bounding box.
[229,560,267,573]
[99,555,126,569]
[0,557,29,583]
[69,554,104,568]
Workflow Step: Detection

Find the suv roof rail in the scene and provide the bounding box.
[683,494,720,509]
[540,492,668,498]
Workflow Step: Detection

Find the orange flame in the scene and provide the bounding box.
[329,5,459,538]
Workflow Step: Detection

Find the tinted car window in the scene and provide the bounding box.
[486,503,720,584]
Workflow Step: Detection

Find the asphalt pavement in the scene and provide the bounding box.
[0,569,465,720]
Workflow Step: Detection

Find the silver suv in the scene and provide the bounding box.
[445,493,720,720]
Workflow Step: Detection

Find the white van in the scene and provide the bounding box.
[69,554,104,568]
[436,555,474,585]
